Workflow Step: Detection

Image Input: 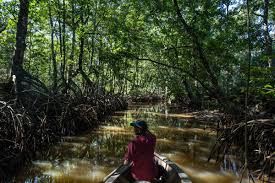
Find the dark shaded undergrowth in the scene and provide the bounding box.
[209,118,274,181]
[207,99,275,182]
[128,93,165,103]
[174,94,275,181]
[0,93,127,181]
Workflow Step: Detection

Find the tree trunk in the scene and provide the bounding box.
[78,10,94,90]
[78,35,94,88]
[48,0,58,93]
[89,17,97,73]
[12,0,29,70]
[172,0,224,100]
[57,0,63,57]
[263,0,273,67]
[70,0,76,63]
[57,0,66,88]
[62,0,66,81]
[66,0,76,92]
[12,0,30,94]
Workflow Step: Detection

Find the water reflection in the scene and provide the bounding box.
[15,103,252,183]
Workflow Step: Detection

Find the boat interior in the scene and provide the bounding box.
[103,153,191,183]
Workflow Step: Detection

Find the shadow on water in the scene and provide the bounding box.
[15,103,255,183]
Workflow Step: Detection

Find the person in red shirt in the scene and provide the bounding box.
[124,120,158,182]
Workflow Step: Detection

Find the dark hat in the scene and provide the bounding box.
[130,120,148,130]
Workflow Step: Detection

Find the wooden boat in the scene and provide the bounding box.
[103,153,192,183]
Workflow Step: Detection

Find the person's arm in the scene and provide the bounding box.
[124,141,134,165]
[146,130,156,149]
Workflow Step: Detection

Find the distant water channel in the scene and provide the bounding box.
[15,103,252,183]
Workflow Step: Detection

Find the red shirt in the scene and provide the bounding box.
[124,132,157,181]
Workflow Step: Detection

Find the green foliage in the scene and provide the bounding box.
[0,0,274,104]
[261,84,275,97]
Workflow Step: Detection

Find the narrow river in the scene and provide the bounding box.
[15,103,250,183]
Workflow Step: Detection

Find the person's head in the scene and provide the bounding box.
[130,120,148,135]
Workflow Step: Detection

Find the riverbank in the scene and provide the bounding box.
[0,94,127,181]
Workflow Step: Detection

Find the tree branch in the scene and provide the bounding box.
[127,55,211,93]
[172,0,223,99]
[164,45,193,51]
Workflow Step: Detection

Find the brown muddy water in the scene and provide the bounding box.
[14,104,254,183]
